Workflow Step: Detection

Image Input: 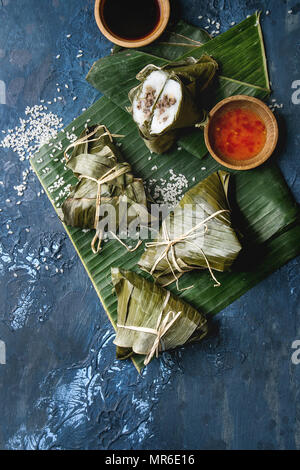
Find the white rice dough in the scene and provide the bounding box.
[132,70,168,127]
[150,79,181,135]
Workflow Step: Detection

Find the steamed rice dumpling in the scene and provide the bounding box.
[112,268,208,364]
[138,171,242,288]
[59,125,149,253]
[128,55,218,154]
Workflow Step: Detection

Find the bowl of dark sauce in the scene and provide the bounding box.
[95,0,170,48]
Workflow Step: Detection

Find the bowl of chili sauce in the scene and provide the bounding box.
[204,95,278,171]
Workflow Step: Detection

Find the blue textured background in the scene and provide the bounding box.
[0,0,299,451]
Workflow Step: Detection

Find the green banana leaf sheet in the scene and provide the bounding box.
[87,13,270,160]
[112,19,212,60]
[31,14,300,371]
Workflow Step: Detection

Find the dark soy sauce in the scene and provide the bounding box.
[102,0,161,40]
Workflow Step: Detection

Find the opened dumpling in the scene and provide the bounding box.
[128,55,218,154]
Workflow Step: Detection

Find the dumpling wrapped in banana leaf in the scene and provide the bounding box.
[138,171,242,288]
[59,125,149,253]
[112,268,208,365]
[128,55,218,154]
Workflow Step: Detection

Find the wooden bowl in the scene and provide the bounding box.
[94,0,170,48]
[204,95,279,171]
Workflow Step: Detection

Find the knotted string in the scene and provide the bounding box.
[79,164,132,254]
[117,291,182,365]
[145,209,230,290]
[64,125,140,254]
[64,124,125,161]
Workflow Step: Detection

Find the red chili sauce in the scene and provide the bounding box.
[210,108,267,161]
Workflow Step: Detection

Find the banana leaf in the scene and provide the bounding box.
[87,13,270,160]
[179,15,269,89]
[113,20,212,60]
[58,125,149,252]
[30,17,300,371]
[112,268,208,363]
[31,94,300,371]
[139,171,242,287]
[128,55,218,153]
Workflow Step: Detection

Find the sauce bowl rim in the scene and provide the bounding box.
[204,95,279,171]
[94,0,170,48]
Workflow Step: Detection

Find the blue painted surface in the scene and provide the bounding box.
[0,0,299,451]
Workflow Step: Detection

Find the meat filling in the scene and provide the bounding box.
[156,94,177,121]
[136,86,156,117]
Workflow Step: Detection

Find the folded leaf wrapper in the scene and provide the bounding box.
[112,268,208,364]
[59,125,149,253]
[139,171,242,287]
[128,55,218,154]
